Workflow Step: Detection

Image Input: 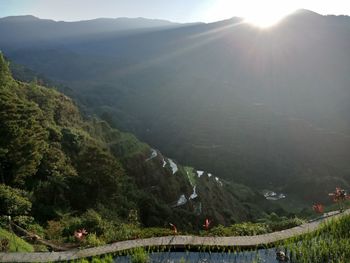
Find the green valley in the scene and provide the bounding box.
[0,53,281,250]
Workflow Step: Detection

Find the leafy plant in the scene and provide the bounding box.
[0,184,31,216]
[283,213,350,262]
[130,247,149,263]
[82,233,105,247]
[206,222,269,237]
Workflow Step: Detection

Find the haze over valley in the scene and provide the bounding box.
[1,2,350,260]
[1,10,350,203]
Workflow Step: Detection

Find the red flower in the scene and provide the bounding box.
[74,229,88,240]
[203,219,211,230]
[329,187,347,202]
[312,204,324,214]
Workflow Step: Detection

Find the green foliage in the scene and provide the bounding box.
[103,224,174,242]
[204,214,304,237]
[91,255,113,263]
[70,145,127,208]
[82,233,105,247]
[0,228,34,252]
[0,184,31,215]
[80,210,108,236]
[0,54,284,245]
[0,55,142,230]
[10,215,36,229]
[284,213,350,262]
[73,255,113,263]
[130,247,149,263]
[258,213,304,232]
[135,227,174,239]
[0,81,48,185]
[45,220,64,241]
[267,217,304,232]
[206,222,269,237]
[109,133,149,159]
[103,223,139,242]
[0,53,12,85]
[184,167,196,186]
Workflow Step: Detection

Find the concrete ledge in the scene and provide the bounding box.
[0,209,348,262]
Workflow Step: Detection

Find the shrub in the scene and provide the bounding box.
[0,184,31,216]
[92,255,113,263]
[60,215,83,238]
[81,209,107,236]
[74,259,89,263]
[207,222,269,237]
[268,217,304,232]
[230,222,269,235]
[102,223,139,242]
[74,255,113,263]
[27,223,45,237]
[138,227,174,238]
[82,233,105,247]
[12,216,35,228]
[130,247,149,263]
[45,220,64,240]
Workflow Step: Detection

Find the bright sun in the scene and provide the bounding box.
[243,12,288,28]
[206,0,296,28]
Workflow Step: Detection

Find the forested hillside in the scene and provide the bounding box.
[0,54,277,245]
[1,10,350,205]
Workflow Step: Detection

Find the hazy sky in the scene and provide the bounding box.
[1,0,349,23]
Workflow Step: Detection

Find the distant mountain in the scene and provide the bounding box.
[0,15,183,49]
[1,10,350,205]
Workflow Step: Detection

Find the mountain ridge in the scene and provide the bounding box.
[0,14,179,25]
[2,9,350,209]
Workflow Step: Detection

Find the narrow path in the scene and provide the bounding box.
[0,209,348,263]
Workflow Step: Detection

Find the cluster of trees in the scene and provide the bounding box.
[0,53,143,243]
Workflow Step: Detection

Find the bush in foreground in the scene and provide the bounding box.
[284,213,350,262]
[130,247,149,263]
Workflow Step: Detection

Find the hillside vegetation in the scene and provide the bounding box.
[283,213,350,262]
[0,53,280,247]
[2,11,350,205]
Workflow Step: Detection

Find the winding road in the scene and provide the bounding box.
[0,209,348,263]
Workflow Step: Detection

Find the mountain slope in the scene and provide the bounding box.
[0,53,276,238]
[2,10,349,204]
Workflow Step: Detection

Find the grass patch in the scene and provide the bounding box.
[283,213,350,262]
[184,166,196,186]
[130,247,149,263]
[73,254,114,263]
[203,214,304,237]
[0,228,34,252]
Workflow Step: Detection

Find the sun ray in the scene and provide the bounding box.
[206,0,296,28]
[243,12,288,28]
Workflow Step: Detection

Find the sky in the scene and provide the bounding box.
[0,0,350,23]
